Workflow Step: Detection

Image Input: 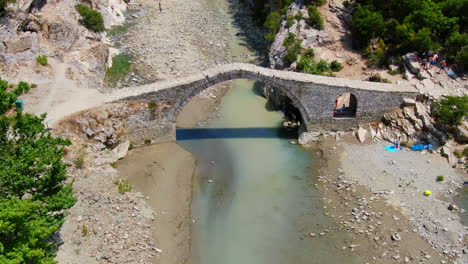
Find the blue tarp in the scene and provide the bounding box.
[384,145,398,152]
[411,144,434,151]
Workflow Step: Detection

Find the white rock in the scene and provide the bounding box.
[357,126,367,142]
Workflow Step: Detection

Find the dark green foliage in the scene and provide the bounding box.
[264,11,282,42]
[297,48,343,75]
[0,79,75,264]
[351,0,467,72]
[350,5,385,49]
[75,4,105,32]
[283,33,303,65]
[410,28,438,54]
[433,96,468,130]
[330,60,344,71]
[365,38,387,67]
[0,0,15,15]
[286,15,295,28]
[307,5,324,30]
[283,38,302,65]
[36,55,48,66]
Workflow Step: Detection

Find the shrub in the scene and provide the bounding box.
[264,11,282,42]
[144,139,152,145]
[436,176,445,182]
[433,95,468,129]
[110,161,118,168]
[343,0,351,8]
[36,55,48,66]
[365,38,387,68]
[74,150,86,169]
[0,0,15,15]
[368,74,391,83]
[81,224,89,236]
[117,179,132,194]
[75,4,105,32]
[307,5,324,30]
[286,15,295,28]
[148,101,158,109]
[330,60,343,72]
[454,149,463,159]
[283,40,302,65]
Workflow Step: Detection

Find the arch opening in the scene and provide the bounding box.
[333,93,357,118]
[174,79,308,139]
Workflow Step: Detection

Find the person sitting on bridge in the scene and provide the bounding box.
[337,104,346,113]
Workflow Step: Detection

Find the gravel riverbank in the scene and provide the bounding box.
[316,135,467,263]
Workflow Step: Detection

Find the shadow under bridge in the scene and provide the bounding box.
[176,127,298,140]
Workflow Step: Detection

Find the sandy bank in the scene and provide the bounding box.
[316,135,466,263]
[117,143,196,264]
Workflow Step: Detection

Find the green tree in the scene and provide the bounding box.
[433,95,468,130]
[75,4,105,32]
[264,11,282,42]
[307,5,324,30]
[0,79,75,264]
[410,28,437,54]
[350,5,385,49]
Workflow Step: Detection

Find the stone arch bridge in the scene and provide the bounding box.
[107,63,417,144]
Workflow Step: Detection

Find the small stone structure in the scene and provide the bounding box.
[107,63,417,145]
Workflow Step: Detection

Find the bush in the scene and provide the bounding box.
[286,15,295,28]
[436,175,445,182]
[410,28,438,54]
[0,0,15,15]
[117,179,132,194]
[330,60,343,71]
[284,40,302,65]
[365,38,387,68]
[454,149,463,158]
[75,4,105,32]
[283,33,303,65]
[433,95,468,129]
[264,11,282,42]
[307,5,324,30]
[350,5,385,49]
[368,74,391,83]
[36,55,48,66]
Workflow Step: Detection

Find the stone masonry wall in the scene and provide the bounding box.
[108,63,418,143]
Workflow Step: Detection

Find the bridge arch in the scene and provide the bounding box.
[170,76,311,129]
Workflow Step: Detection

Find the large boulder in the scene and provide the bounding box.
[357,126,367,142]
[3,36,32,53]
[46,22,79,50]
[298,131,321,147]
[403,52,420,75]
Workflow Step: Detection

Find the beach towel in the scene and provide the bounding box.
[384,145,397,152]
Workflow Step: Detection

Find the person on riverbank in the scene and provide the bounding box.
[429,56,436,69]
[393,136,401,150]
[159,2,162,12]
[439,60,447,73]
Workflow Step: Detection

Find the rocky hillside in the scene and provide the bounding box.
[0,0,126,88]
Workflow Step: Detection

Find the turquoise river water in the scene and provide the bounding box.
[177,79,364,264]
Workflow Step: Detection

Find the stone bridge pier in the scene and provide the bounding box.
[107,63,418,145]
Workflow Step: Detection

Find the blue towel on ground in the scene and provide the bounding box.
[384,145,397,152]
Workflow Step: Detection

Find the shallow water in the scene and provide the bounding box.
[177,79,364,264]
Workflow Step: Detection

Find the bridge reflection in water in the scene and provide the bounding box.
[176,127,298,140]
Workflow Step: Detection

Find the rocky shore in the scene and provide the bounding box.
[315,135,467,264]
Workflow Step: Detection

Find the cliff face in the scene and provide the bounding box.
[0,0,127,87]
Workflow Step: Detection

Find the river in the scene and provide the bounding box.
[120,0,365,262]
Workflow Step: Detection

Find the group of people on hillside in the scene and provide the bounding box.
[418,53,448,73]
